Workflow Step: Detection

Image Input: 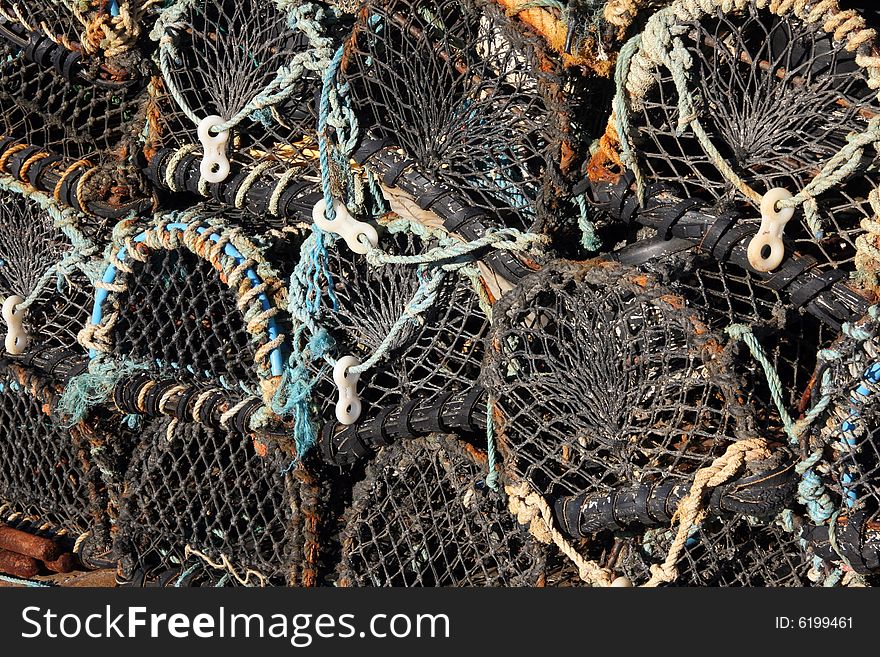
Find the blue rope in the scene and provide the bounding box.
[175,563,201,587]
[485,398,499,491]
[0,574,52,587]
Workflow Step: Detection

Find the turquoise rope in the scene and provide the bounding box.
[0,574,52,587]
[485,398,499,491]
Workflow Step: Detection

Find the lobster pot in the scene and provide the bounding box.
[337,434,546,586]
[585,0,880,413]
[0,0,148,58]
[114,415,322,587]
[315,231,490,467]
[0,29,148,223]
[341,0,604,252]
[609,0,879,268]
[0,358,114,567]
[141,0,333,220]
[0,183,94,351]
[482,259,803,584]
[82,209,290,404]
[484,260,766,499]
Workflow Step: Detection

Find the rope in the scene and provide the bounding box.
[0,574,52,587]
[183,545,267,587]
[506,481,616,586]
[645,437,771,586]
[485,398,500,490]
[616,0,880,231]
[152,1,334,134]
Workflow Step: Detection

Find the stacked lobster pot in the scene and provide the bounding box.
[0,0,879,588]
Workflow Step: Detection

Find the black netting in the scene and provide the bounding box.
[0,188,92,350]
[114,417,320,586]
[0,0,140,54]
[627,1,878,273]
[143,0,326,209]
[484,260,758,500]
[0,362,110,550]
[0,44,139,160]
[111,246,259,388]
[315,232,488,443]
[642,248,839,429]
[343,0,601,240]
[337,434,546,586]
[612,514,812,586]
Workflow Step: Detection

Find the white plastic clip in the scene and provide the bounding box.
[2,295,29,355]
[197,115,230,184]
[313,198,379,255]
[746,187,795,273]
[333,355,362,425]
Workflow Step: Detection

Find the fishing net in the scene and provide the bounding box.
[0,0,146,57]
[790,307,880,583]
[114,415,323,586]
[141,0,334,220]
[0,32,149,221]
[0,356,117,571]
[341,0,604,258]
[337,433,547,586]
[482,259,804,585]
[0,182,95,351]
[79,211,288,405]
[609,512,814,586]
[313,231,490,467]
[599,0,880,288]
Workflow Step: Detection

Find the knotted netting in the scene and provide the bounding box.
[483,259,802,585]
[595,0,880,288]
[340,0,603,257]
[0,25,150,221]
[141,0,339,219]
[0,0,147,57]
[75,208,289,418]
[308,230,492,467]
[0,180,96,352]
[0,355,120,575]
[337,433,547,586]
[113,417,324,586]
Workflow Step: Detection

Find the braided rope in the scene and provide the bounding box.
[615,0,880,276]
[151,0,334,134]
[506,481,618,586]
[82,215,288,408]
[645,437,771,586]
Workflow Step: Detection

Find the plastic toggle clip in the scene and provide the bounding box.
[747,187,795,273]
[2,295,29,355]
[197,115,231,184]
[312,198,379,255]
[333,355,362,425]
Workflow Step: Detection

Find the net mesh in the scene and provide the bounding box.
[114,417,321,587]
[625,1,878,273]
[484,259,756,500]
[0,0,142,54]
[0,187,92,350]
[110,247,258,387]
[143,0,324,207]
[314,231,489,438]
[0,39,145,220]
[343,0,603,242]
[0,360,112,556]
[611,514,812,586]
[337,433,546,586]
